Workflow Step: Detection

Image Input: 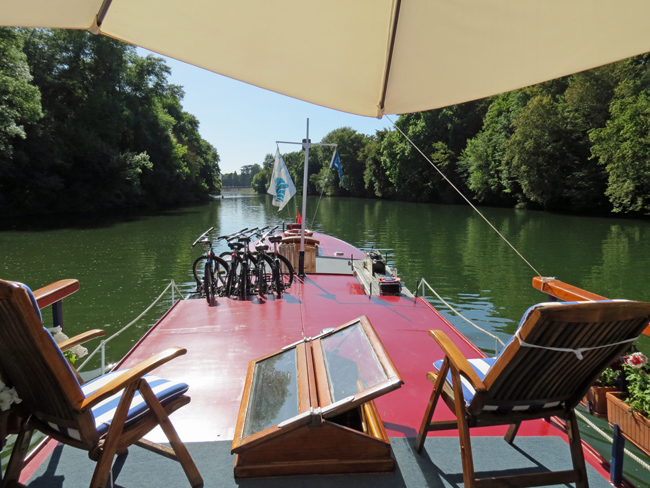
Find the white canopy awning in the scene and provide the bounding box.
[3,0,650,118]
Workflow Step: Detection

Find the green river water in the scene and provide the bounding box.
[2,194,650,485]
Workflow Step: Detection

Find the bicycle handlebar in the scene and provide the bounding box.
[192,227,214,247]
[217,227,249,241]
[259,225,280,242]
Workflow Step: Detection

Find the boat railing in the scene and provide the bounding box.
[533,277,650,337]
[415,277,506,355]
[77,280,185,375]
[34,279,80,329]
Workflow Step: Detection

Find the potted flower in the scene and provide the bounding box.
[0,379,21,414]
[581,358,624,417]
[1,375,22,445]
[49,326,89,364]
[606,352,650,456]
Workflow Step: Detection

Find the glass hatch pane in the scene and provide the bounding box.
[320,321,388,402]
[242,348,299,438]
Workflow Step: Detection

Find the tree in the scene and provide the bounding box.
[0,28,42,161]
[251,153,274,193]
[311,128,368,196]
[590,57,650,214]
[362,130,393,198]
[505,95,570,209]
[3,29,219,215]
[380,100,487,203]
[458,92,528,206]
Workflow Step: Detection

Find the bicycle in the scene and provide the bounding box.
[222,227,263,299]
[253,228,294,297]
[192,227,230,306]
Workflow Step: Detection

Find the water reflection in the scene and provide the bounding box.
[1,194,649,362]
[242,349,298,437]
[321,322,387,401]
[3,194,649,484]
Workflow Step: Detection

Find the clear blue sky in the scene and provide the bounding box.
[147,51,393,175]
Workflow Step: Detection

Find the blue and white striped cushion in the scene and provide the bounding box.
[48,371,189,440]
[432,358,561,411]
[433,357,495,407]
[84,371,189,436]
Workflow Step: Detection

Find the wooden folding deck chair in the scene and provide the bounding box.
[414,299,650,488]
[0,279,203,488]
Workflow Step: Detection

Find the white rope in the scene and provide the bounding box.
[385,115,543,278]
[515,331,639,360]
[77,280,183,372]
[419,278,506,349]
[575,409,650,473]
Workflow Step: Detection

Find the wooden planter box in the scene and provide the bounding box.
[581,385,618,418]
[606,392,650,457]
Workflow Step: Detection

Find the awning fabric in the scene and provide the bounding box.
[3,0,650,118]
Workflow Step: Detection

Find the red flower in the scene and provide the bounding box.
[625,352,648,369]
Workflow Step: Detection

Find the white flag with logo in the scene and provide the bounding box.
[267,148,296,211]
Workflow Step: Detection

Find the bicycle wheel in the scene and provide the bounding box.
[238,261,249,299]
[275,253,295,289]
[255,254,274,296]
[194,255,229,296]
[224,257,240,297]
[192,256,206,290]
[204,260,216,306]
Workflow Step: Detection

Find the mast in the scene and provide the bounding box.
[277,119,337,276]
[299,120,310,276]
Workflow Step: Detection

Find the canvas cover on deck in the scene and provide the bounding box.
[3,0,650,118]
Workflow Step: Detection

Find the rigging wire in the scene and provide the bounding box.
[385,115,544,278]
[311,176,328,225]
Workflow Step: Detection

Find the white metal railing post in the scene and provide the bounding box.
[77,280,185,376]
[100,340,106,375]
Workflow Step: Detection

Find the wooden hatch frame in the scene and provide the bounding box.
[231,315,403,477]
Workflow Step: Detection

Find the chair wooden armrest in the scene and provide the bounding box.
[429,330,486,393]
[32,279,79,309]
[58,329,106,352]
[80,347,187,410]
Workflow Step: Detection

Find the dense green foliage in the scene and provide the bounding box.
[5,26,650,217]
[0,28,220,216]
[248,55,650,216]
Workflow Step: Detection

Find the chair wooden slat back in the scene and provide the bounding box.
[479,301,650,411]
[1,278,203,488]
[416,299,650,488]
[0,280,95,446]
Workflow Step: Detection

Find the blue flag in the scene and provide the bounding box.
[330,150,344,187]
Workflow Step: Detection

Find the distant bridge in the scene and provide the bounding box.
[221,186,255,194]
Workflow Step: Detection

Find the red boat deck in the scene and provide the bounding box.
[118,273,556,444]
[19,231,617,486]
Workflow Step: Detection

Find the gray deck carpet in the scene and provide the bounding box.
[25,437,612,488]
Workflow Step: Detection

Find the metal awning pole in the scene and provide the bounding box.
[299,119,310,276]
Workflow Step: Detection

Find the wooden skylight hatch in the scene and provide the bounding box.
[231,315,403,477]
